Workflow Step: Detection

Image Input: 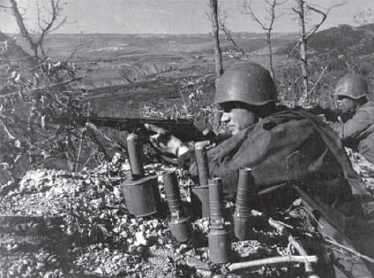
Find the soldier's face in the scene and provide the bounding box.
[337,96,357,113]
[219,102,257,135]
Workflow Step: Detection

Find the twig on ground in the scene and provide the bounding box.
[288,234,319,278]
[75,126,86,172]
[324,237,374,264]
[268,217,319,278]
[227,255,318,272]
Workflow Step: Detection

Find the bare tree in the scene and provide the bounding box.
[217,9,251,61]
[292,0,345,104]
[240,0,287,82]
[209,0,223,87]
[0,0,90,177]
[8,0,67,59]
[293,0,308,104]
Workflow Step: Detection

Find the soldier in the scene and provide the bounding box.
[333,73,374,164]
[146,62,362,203]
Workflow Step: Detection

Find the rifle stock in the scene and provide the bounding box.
[51,115,206,142]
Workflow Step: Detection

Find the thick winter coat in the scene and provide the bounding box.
[338,101,374,164]
[179,109,362,201]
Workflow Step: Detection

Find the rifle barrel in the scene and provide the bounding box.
[52,115,204,142]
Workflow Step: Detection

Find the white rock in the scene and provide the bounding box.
[134,231,148,246]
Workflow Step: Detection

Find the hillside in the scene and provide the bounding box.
[309,24,374,55]
[277,23,374,57]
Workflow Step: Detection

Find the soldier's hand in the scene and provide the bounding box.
[195,140,216,151]
[330,116,344,134]
[337,116,344,125]
[144,123,190,157]
[202,128,217,144]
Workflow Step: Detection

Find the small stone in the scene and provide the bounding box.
[128,245,137,254]
[93,267,104,275]
[121,231,128,238]
[150,219,160,229]
[43,271,54,278]
[139,224,146,232]
[112,254,121,262]
[36,262,45,270]
[134,231,148,246]
[137,246,145,253]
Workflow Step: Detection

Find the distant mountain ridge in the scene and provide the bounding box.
[3,24,373,92]
[356,23,374,32]
[309,24,374,55]
[278,23,374,57]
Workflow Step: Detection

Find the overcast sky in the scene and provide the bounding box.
[1,0,373,34]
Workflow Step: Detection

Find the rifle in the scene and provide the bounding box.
[51,114,207,142]
[274,104,343,123]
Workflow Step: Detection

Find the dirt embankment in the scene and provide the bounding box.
[119,62,174,84]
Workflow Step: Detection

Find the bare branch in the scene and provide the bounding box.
[228,255,318,271]
[292,7,302,17]
[9,0,36,49]
[304,5,326,40]
[0,4,12,9]
[305,2,346,40]
[9,0,68,59]
[209,0,223,85]
[267,0,277,33]
[217,9,250,60]
[308,66,328,95]
[65,43,84,63]
[240,0,268,30]
[291,1,346,105]
[324,238,374,264]
[240,0,286,80]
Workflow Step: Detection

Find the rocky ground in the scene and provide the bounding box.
[1,151,374,278]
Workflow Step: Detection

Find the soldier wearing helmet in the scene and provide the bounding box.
[334,73,374,164]
[146,62,358,203]
[214,62,277,135]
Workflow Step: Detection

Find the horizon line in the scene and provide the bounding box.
[4,31,298,36]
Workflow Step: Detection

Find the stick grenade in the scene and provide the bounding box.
[233,167,257,241]
[208,178,232,264]
[190,141,210,218]
[195,141,209,186]
[126,133,144,179]
[209,178,225,230]
[121,133,160,217]
[163,171,192,242]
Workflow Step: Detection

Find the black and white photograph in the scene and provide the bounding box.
[1,0,374,277]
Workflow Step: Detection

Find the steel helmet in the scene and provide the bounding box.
[214,62,277,106]
[334,73,368,99]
